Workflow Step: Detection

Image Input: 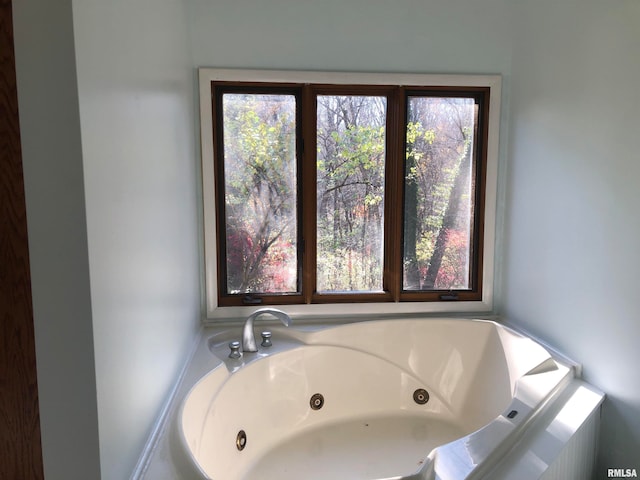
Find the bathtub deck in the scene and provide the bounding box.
[243,414,465,480]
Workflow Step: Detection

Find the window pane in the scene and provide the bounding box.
[316,95,386,293]
[222,93,298,294]
[403,96,477,291]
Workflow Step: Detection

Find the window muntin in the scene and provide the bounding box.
[202,71,499,314]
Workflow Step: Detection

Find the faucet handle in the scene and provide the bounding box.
[260,331,272,348]
[228,341,242,359]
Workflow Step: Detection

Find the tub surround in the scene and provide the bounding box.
[138,318,603,480]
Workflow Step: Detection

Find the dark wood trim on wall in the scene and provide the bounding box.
[0,0,45,478]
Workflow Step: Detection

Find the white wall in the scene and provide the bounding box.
[13,1,102,478]
[502,1,640,474]
[15,0,201,478]
[71,1,202,479]
[188,0,514,74]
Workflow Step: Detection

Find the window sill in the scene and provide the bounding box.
[204,298,493,324]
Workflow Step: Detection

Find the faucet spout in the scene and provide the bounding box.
[242,308,292,352]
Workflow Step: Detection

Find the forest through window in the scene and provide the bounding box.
[211,81,490,306]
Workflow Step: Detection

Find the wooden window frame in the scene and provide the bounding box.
[199,70,501,320]
[212,83,305,307]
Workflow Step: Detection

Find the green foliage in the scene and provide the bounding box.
[220,92,477,295]
[405,121,436,163]
[222,94,297,293]
[316,96,386,292]
[402,97,475,290]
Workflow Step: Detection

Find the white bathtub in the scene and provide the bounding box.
[166,318,597,480]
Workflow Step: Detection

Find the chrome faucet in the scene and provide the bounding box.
[242,308,292,352]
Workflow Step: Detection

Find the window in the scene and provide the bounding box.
[200,70,500,318]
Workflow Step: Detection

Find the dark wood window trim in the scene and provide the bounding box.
[212,83,305,307]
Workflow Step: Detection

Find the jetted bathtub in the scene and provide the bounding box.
[173,319,587,480]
